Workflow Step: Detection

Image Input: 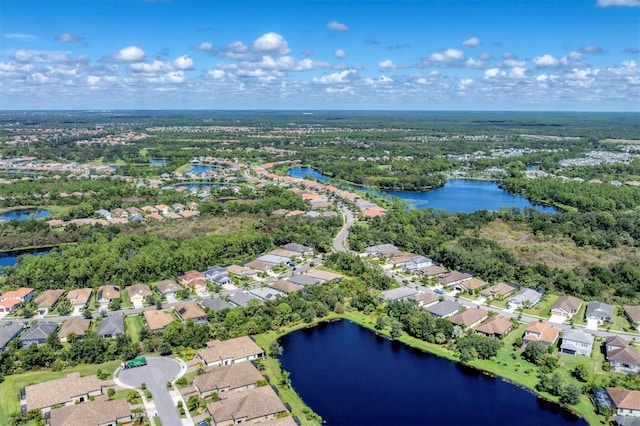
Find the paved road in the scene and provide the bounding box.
[118,357,183,426]
[332,205,355,252]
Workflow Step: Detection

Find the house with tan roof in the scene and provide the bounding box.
[155,279,181,298]
[194,362,264,398]
[227,265,259,278]
[305,268,342,282]
[22,372,102,413]
[410,292,439,308]
[34,289,65,315]
[143,310,174,332]
[66,288,92,311]
[127,284,153,307]
[624,306,640,328]
[141,205,158,214]
[244,259,273,272]
[448,307,489,329]
[439,271,473,288]
[59,317,90,342]
[270,280,303,294]
[551,295,583,319]
[178,270,208,293]
[155,204,169,214]
[456,277,489,292]
[198,336,264,367]
[49,395,132,426]
[606,336,640,374]
[605,387,640,418]
[523,322,559,346]
[1,287,35,303]
[480,282,517,299]
[175,302,207,324]
[97,285,120,303]
[474,314,513,338]
[417,264,447,277]
[206,386,287,426]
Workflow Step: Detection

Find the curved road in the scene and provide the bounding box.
[332,205,355,252]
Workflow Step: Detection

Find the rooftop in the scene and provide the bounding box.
[25,372,102,410]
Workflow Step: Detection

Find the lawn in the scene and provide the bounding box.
[523,294,559,318]
[0,360,120,424]
[126,314,145,344]
[120,289,133,309]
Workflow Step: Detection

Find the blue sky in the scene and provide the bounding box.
[1,0,639,111]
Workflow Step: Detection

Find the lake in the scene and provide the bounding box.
[0,247,50,268]
[149,158,168,166]
[279,320,586,426]
[0,209,51,221]
[185,164,216,174]
[288,167,555,213]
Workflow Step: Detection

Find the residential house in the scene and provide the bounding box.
[0,322,23,350]
[448,307,489,329]
[193,362,263,398]
[20,321,58,348]
[97,285,120,304]
[551,295,583,319]
[286,274,322,287]
[605,388,640,418]
[507,288,544,310]
[606,336,640,374]
[586,301,614,323]
[381,286,419,301]
[480,282,517,299]
[474,315,513,338]
[174,302,208,324]
[560,329,594,356]
[155,204,169,214]
[268,248,300,259]
[206,386,287,426]
[364,244,402,258]
[201,298,234,312]
[97,314,124,338]
[155,279,181,299]
[228,292,258,308]
[305,268,342,282]
[249,287,285,302]
[284,243,313,255]
[401,255,434,273]
[59,317,90,342]
[427,300,461,318]
[172,203,184,213]
[523,322,560,346]
[34,289,65,315]
[439,271,473,288]
[23,372,102,413]
[625,306,640,328]
[178,270,208,294]
[49,396,132,426]
[226,265,259,279]
[417,264,447,278]
[455,277,489,293]
[270,280,304,294]
[257,254,290,266]
[1,287,35,304]
[141,205,158,215]
[66,288,92,313]
[0,299,22,313]
[125,206,141,216]
[204,266,232,286]
[410,292,439,308]
[197,336,264,367]
[143,310,174,332]
[111,208,128,218]
[127,284,153,307]
[94,209,111,219]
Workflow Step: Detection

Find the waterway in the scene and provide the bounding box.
[0,247,50,268]
[288,167,555,213]
[279,320,586,426]
[0,209,51,221]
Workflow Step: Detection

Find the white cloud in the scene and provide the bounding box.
[483,68,504,78]
[327,21,349,31]
[568,51,584,60]
[12,50,70,63]
[503,59,526,67]
[56,33,83,43]
[115,46,146,62]
[465,58,485,68]
[428,49,464,62]
[173,55,194,70]
[129,60,171,73]
[533,54,559,67]
[207,69,226,80]
[313,70,356,84]
[335,49,347,59]
[193,41,213,52]
[377,59,397,69]
[3,33,38,42]
[597,0,640,7]
[462,37,481,47]
[253,32,290,56]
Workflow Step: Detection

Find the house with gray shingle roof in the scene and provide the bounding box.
[97,314,124,338]
[20,321,58,348]
[284,243,313,255]
[586,301,614,323]
[560,329,594,356]
[606,336,640,374]
[427,300,461,318]
[382,286,419,301]
[624,305,640,328]
[229,291,258,308]
[286,274,322,286]
[201,298,234,312]
[507,288,544,310]
[0,322,23,351]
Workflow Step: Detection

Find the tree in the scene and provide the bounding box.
[279,371,291,388]
[572,363,590,382]
[45,330,62,351]
[560,383,582,405]
[55,297,73,316]
[522,341,548,365]
[269,340,283,357]
[390,319,402,340]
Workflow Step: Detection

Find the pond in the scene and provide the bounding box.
[149,158,168,166]
[185,164,216,175]
[0,209,51,221]
[288,167,555,213]
[279,320,586,426]
[0,247,50,268]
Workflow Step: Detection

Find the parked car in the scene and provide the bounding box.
[434,288,445,295]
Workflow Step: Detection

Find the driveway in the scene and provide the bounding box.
[548,314,567,324]
[118,357,183,426]
[586,318,600,330]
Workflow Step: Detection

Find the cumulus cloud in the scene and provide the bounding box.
[533,54,559,67]
[193,41,213,52]
[56,33,84,43]
[173,55,194,70]
[253,32,290,56]
[3,33,38,42]
[114,46,146,62]
[313,69,357,84]
[597,0,640,7]
[335,49,347,59]
[462,37,481,47]
[327,21,349,31]
[13,50,70,63]
[428,49,464,62]
[377,59,397,69]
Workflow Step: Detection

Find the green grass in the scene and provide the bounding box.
[609,313,635,333]
[523,294,558,318]
[126,314,144,344]
[0,360,120,424]
[120,289,133,309]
